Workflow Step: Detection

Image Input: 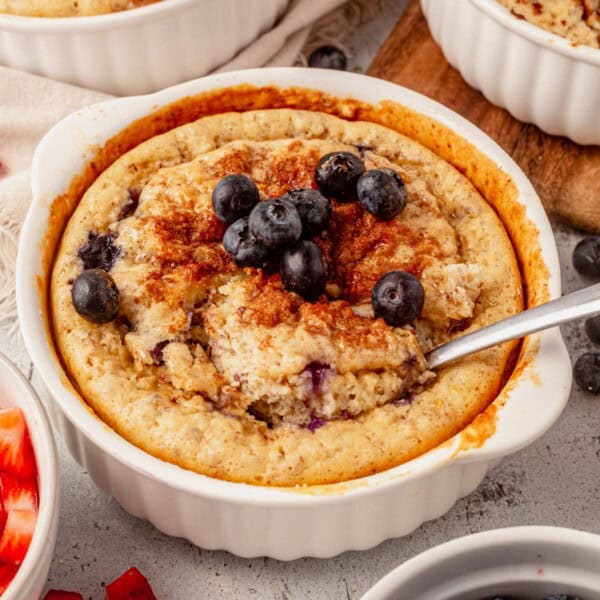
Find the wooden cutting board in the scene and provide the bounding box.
[368,0,600,233]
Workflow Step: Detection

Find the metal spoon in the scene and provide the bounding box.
[427,282,600,369]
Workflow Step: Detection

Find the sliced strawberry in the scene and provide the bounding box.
[0,473,39,512]
[0,490,6,535]
[0,408,37,479]
[0,509,36,564]
[105,567,157,600]
[0,562,18,594]
[43,591,84,600]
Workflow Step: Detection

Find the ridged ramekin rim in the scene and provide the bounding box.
[362,525,600,599]
[0,0,199,32]
[471,0,600,66]
[0,352,60,600]
[18,67,569,508]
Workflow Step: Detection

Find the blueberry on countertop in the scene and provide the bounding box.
[280,240,327,301]
[71,269,120,324]
[357,168,407,221]
[77,231,120,272]
[281,188,332,236]
[573,236,600,278]
[212,174,260,224]
[249,199,302,250]
[315,151,365,202]
[574,352,600,393]
[372,271,424,327]
[223,216,270,268]
[585,314,600,344]
[308,45,347,71]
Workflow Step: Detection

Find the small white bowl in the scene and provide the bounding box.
[363,526,600,600]
[0,352,59,600]
[17,68,571,559]
[421,0,600,145]
[0,0,288,95]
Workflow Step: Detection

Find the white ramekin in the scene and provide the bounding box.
[0,352,59,600]
[421,0,600,145]
[363,526,600,599]
[0,0,288,95]
[17,68,571,560]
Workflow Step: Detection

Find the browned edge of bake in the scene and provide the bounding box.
[40,84,548,480]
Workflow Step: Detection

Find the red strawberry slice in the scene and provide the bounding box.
[0,490,6,535]
[0,509,37,564]
[0,473,39,512]
[105,567,157,600]
[0,408,37,479]
[0,562,18,594]
[44,591,84,600]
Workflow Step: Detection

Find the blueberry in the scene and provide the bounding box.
[280,188,331,236]
[315,152,365,202]
[357,168,407,221]
[71,269,120,324]
[212,174,260,224]
[280,240,327,301]
[574,352,600,393]
[249,199,302,250]
[308,45,347,71]
[573,236,600,278]
[223,217,249,255]
[372,271,424,327]
[234,235,271,268]
[119,187,141,219]
[544,595,580,600]
[77,232,120,271]
[222,217,270,268]
[585,314,600,344]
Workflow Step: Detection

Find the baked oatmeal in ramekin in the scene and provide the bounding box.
[50,99,522,487]
[18,70,569,558]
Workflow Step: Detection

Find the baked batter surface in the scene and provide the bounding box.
[0,0,160,17]
[498,0,600,48]
[51,109,522,486]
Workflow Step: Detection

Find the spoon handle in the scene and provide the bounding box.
[427,282,600,369]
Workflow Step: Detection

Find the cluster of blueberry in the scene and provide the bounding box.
[572,236,600,393]
[214,151,424,327]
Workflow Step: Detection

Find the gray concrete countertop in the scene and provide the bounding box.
[2,2,599,598]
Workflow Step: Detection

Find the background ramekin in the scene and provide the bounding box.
[362,526,600,599]
[0,352,59,600]
[0,0,288,95]
[421,0,600,145]
[17,68,571,559]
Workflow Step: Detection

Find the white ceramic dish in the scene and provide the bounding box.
[17,68,571,559]
[0,0,288,95]
[363,526,600,599]
[0,352,59,600]
[421,0,600,145]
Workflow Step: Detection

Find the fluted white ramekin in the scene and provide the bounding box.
[421,0,600,145]
[17,68,571,559]
[0,352,59,600]
[0,0,288,95]
[363,527,600,599]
